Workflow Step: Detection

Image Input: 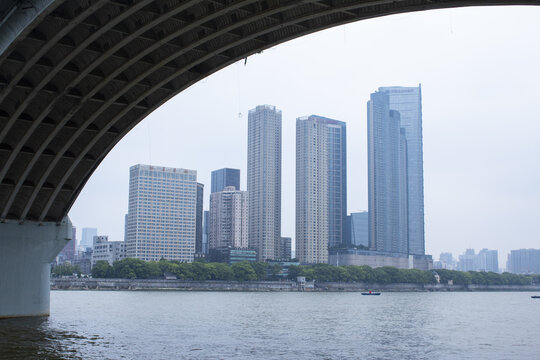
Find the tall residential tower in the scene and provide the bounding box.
[247,105,282,261]
[296,115,347,264]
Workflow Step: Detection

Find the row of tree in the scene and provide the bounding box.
[91,258,280,282]
[88,258,538,286]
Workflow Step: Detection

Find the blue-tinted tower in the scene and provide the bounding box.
[211,168,240,193]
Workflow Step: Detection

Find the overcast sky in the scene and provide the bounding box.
[68,6,540,268]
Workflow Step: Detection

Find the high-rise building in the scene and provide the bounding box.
[211,168,240,193]
[378,85,425,255]
[126,164,197,262]
[349,212,369,248]
[209,186,249,249]
[295,115,346,263]
[478,248,499,273]
[367,91,408,254]
[507,249,540,274]
[247,105,282,261]
[458,249,478,271]
[195,183,204,254]
[279,237,292,260]
[81,227,97,250]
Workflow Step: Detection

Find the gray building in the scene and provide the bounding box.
[458,249,478,271]
[126,164,197,262]
[378,85,425,255]
[91,235,126,267]
[279,237,292,260]
[247,105,282,261]
[209,186,249,250]
[349,211,369,248]
[202,210,209,254]
[195,182,204,254]
[367,91,408,254]
[211,168,240,193]
[507,249,540,274]
[478,248,499,273]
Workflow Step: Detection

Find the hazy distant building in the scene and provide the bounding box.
[81,227,97,250]
[58,226,77,263]
[367,91,408,254]
[279,237,292,260]
[211,168,240,193]
[349,212,369,248]
[478,248,499,273]
[195,183,204,254]
[458,249,478,271]
[247,105,282,261]
[126,164,197,262]
[507,249,540,274]
[91,235,126,267]
[209,186,249,250]
[438,252,456,270]
[379,85,425,255]
[73,248,93,275]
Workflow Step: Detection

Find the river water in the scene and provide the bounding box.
[1,291,539,359]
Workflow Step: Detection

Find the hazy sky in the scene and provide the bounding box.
[68,6,540,268]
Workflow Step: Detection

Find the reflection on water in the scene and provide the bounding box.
[0,317,88,360]
[1,291,539,359]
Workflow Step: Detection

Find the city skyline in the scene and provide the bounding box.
[67,6,540,267]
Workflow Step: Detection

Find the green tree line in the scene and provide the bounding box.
[90,258,535,285]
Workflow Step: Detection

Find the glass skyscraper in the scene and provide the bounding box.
[349,211,368,248]
[126,164,197,262]
[247,105,282,261]
[211,168,240,193]
[367,92,408,254]
[378,85,425,255]
[296,115,346,264]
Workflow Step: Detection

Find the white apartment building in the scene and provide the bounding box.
[126,164,197,262]
[91,235,126,267]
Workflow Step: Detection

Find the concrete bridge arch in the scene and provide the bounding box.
[0,0,538,317]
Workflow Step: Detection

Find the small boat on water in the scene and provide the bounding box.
[532,296,540,299]
[361,291,381,296]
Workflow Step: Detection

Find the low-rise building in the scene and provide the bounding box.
[91,236,126,267]
[208,247,257,264]
[328,249,432,270]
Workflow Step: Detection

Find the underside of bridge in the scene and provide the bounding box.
[0,0,539,317]
[1,0,539,223]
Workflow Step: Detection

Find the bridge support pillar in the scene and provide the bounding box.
[0,217,72,318]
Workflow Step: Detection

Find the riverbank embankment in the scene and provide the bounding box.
[50,278,540,292]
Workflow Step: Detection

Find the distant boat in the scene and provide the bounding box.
[362,291,381,296]
[532,296,540,299]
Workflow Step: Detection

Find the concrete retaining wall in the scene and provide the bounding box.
[51,279,540,292]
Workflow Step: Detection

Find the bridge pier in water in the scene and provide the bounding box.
[0,217,72,318]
